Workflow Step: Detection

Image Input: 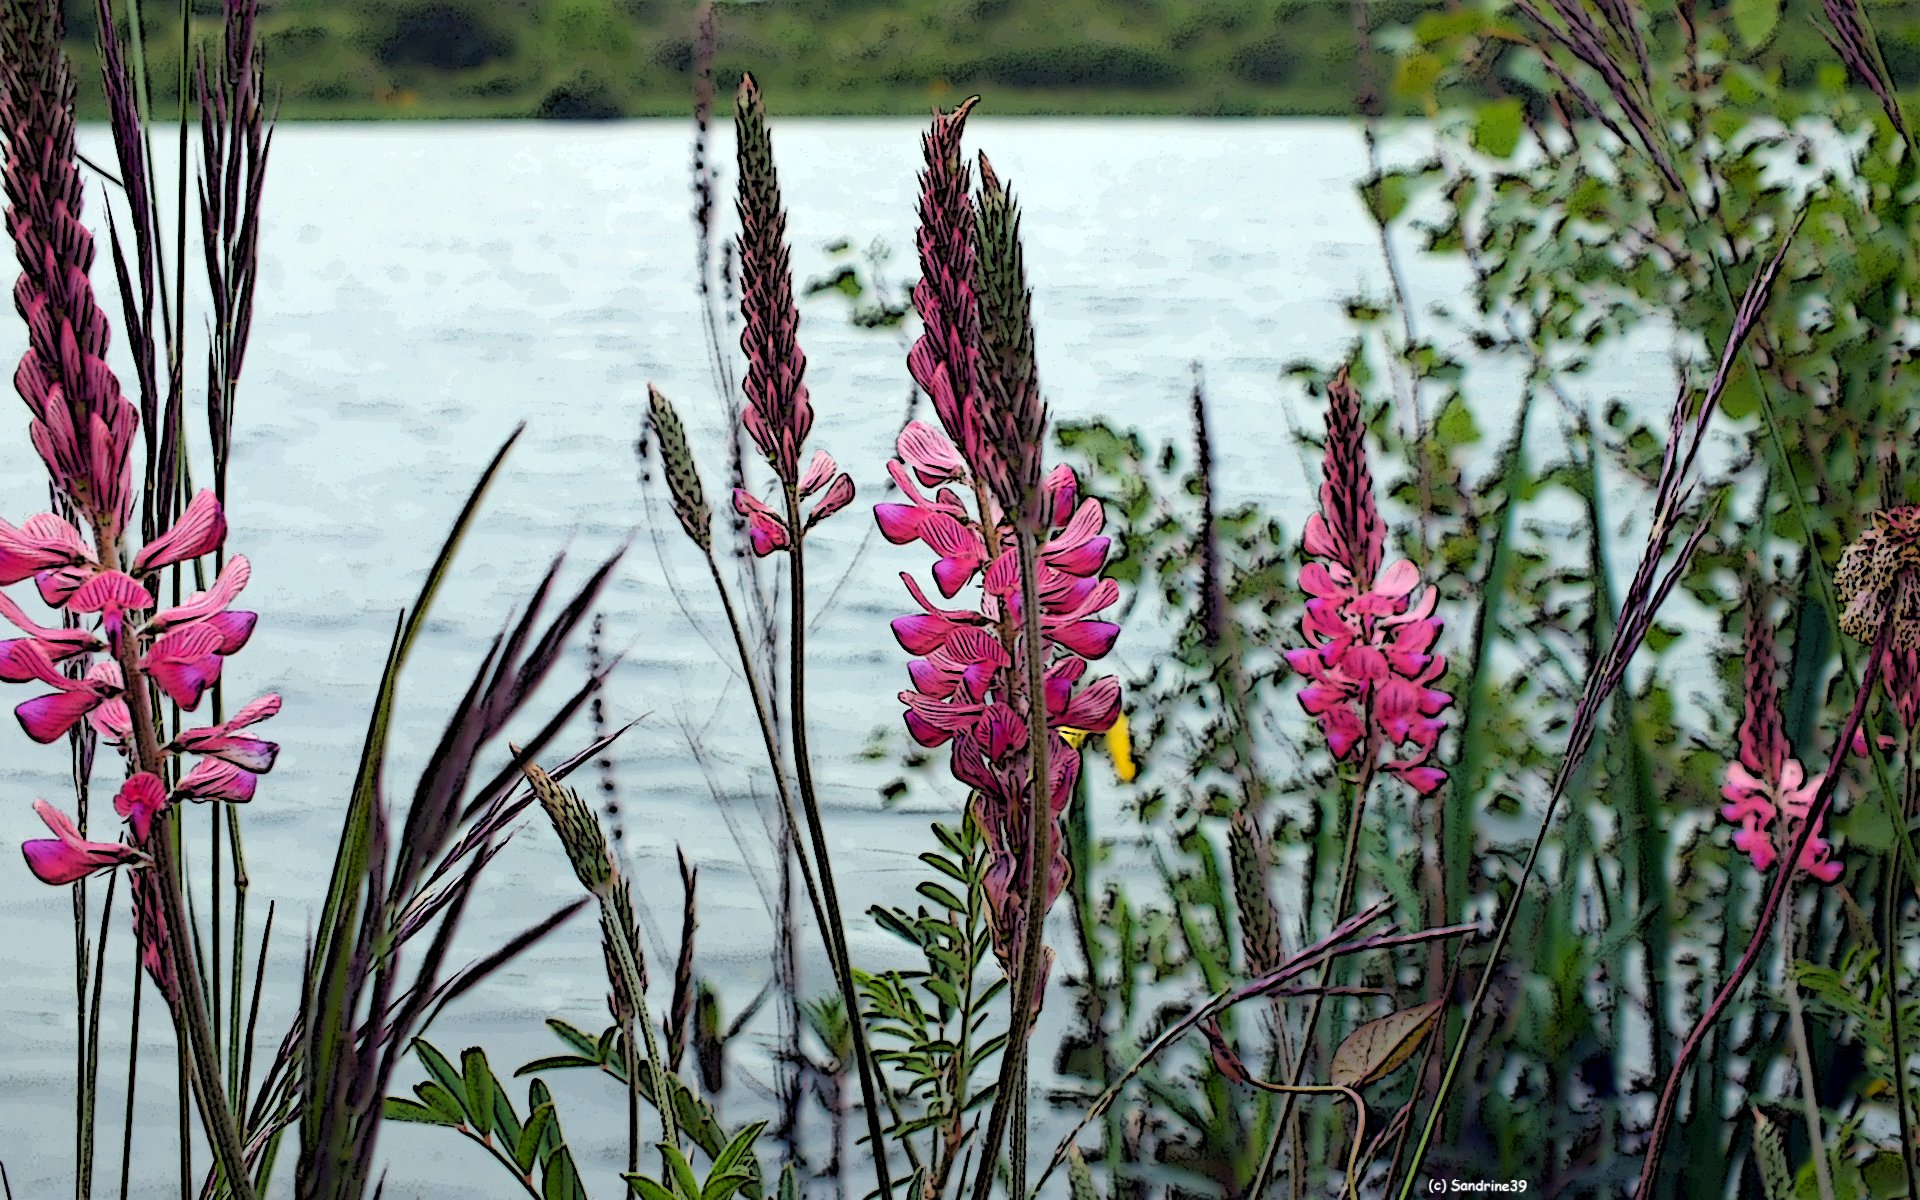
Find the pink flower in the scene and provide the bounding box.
[113,773,168,841]
[1285,371,1449,794]
[20,799,140,885]
[732,489,791,557]
[171,692,281,772]
[0,513,89,585]
[10,640,122,743]
[880,418,1121,996]
[132,489,226,574]
[174,758,257,804]
[1724,599,1844,883]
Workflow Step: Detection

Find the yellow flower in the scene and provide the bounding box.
[1105,712,1137,783]
[1060,712,1137,783]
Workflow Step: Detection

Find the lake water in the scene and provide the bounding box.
[0,118,1667,1197]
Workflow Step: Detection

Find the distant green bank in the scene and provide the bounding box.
[61,0,1920,120]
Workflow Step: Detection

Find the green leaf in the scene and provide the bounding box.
[662,1145,702,1200]
[1472,99,1525,159]
[778,1164,798,1200]
[627,1177,679,1200]
[462,1047,499,1139]
[546,1018,601,1057]
[1731,0,1779,48]
[413,1081,467,1126]
[1752,1108,1792,1200]
[515,1054,602,1076]
[710,1121,768,1179]
[1361,170,1411,226]
[1067,1145,1100,1200]
[515,1105,556,1175]
[381,1098,457,1127]
[413,1042,467,1116]
[542,1143,588,1200]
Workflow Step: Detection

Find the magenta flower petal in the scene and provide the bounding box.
[148,556,251,633]
[898,421,965,486]
[17,687,105,743]
[805,472,855,528]
[142,624,226,710]
[0,514,88,585]
[175,759,257,804]
[797,450,838,497]
[113,773,169,841]
[133,489,226,574]
[21,799,139,885]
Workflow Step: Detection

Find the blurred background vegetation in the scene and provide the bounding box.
[59,0,1920,120]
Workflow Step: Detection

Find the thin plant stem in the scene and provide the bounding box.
[1780,885,1835,1200]
[781,486,897,1200]
[82,867,119,1200]
[1252,730,1380,1198]
[1888,754,1920,1196]
[600,890,675,1164]
[120,958,143,1200]
[458,1127,543,1200]
[695,544,920,1176]
[969,528,1055,1200]
[1631,623,1890,1197]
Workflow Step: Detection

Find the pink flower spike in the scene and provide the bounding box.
[147,556,250,634]
[113,773,169,841]
[133,489,226,574]
[732,490,791,557]
[21,799,140,885]
[174,759,257,804]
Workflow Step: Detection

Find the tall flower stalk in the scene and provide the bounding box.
[725,74,888,1197]
[1254,367,1450,1196]
[1,4,267,1194]
[877,103,1123,1198]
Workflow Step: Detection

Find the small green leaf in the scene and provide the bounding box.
[462,1047,499,1139]
[663,1145,702,1200]
[382,1097,457,1127]
[1472,99,1525,159]
[1731,0,1779,47]
[627,1177,678,1200]
[413,1041,467,1116]
[543,1143,588,1200]
[414,1081,467,1126]
[515,1105,556,1174]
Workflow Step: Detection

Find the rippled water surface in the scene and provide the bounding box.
[0,118,1642,1196]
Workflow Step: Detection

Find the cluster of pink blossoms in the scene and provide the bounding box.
[7,488,280,893]
[1722,596,1842,883]
[878,422,1121,986]
[1284,371,1450,794]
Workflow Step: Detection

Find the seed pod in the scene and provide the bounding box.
[648,385,712,551]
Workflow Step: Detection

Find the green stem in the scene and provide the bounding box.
[1781,884,1835,1200]
[1889,755,1920,1196]
[781,487,897,1200]
[600,891,676,1162]
[698,549,920,1175]
[458,1126,543,1200]
[1251,735,1378,1198]
[968,529,1053,1200]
